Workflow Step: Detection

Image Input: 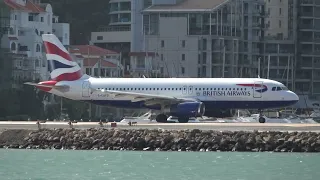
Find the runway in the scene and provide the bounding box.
[1,121,320,132]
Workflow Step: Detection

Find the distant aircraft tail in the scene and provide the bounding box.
[42,34,83,82]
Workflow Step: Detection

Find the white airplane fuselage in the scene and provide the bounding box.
[49,77,299,111]
[28,34,299,123]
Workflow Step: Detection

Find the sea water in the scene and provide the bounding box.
[0,149,319,180]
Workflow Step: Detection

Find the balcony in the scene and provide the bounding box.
[300,0,314,5]
[109,2,131,13]
[110,14,131,25]
[300,11,314,17]
[17,46,31,56]
[300,36,313,42]
[97,26,131,32]
[299,23,313,30]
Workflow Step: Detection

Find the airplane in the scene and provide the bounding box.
[24,34,299,123]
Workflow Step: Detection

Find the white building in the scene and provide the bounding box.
[90,0,160,78]
[1,0,69,83]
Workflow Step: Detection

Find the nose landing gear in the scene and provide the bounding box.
[258,116,266,123]
[258,109,266,123]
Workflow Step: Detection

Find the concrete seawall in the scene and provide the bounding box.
[1,128,320,152]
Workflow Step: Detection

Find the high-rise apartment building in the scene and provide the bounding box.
[295,0,320,95]
[142,0,265,78]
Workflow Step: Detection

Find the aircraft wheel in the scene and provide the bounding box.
[156,114,167,123]
[178,116,189,123]
[258,117,266,123]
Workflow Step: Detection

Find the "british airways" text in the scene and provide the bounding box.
[202,90,251,96]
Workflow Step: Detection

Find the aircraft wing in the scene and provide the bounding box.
[93,88,199,105]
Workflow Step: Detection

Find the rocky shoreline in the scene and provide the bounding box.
[1,128,320,152]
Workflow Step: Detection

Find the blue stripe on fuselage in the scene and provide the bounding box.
[84,100,298,110]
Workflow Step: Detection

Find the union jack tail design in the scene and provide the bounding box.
[42,34,83,81]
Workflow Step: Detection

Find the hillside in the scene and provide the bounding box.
[42,0,110,45]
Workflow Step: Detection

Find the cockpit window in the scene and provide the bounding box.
[272,86,289,91]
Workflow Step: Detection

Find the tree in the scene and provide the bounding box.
[42,0,110,45]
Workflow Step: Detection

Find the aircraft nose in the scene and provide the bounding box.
[289,91,299,102]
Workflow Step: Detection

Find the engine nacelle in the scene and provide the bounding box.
[164,102,205,117]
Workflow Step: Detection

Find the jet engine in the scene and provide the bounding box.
[164,102,205,117]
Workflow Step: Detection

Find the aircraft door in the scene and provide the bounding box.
[182,85,188,95]
[82,81,91,98]
[188,86,193,95]
[253,81,263,98]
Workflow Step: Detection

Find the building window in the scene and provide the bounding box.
[11,42,16,51]
[161,40,164,47]
[97,36,103,40]
[181,54,185,61]
[9,27,14,35]
[181,67,185,74]
[160,67,164,74]
[279,8,282,15]
[202,38,207,50]
[36,44,41,52]
[41,17,44,22]
[86,68,91,75]
[47,15,51,25]
[42,59,46,67]
[279,20,282,28]
[182,40,185,48]
[161,54,164,61]
[14,15,17,20]
[35,60,39,67]
[28,15,33,21]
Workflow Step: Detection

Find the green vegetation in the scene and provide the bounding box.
[42,0,110,45]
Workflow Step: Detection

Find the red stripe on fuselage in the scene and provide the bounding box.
[36,80,57,92]
[53,70,82,82]
[237,84,264,88]
[43,41,72,61]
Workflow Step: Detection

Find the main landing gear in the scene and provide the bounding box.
[258,109,266,123]
[155,114,167,123]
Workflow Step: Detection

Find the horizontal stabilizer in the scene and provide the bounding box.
[24,82,69,90]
